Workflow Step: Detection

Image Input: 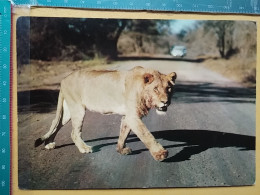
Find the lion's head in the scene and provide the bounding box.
[132,67,177,116]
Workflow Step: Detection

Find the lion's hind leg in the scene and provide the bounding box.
[35,121,59,150]
[35,92,70,149]
[70,105,92,154]
[44,100,71,149]
[116,116,132,155]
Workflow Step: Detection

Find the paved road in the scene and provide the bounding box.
[18,60,255,189]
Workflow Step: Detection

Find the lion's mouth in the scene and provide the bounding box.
[157,106,168,112]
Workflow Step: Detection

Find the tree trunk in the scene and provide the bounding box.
[94,20,127,59]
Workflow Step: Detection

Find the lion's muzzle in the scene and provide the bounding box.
[156,101,170,115]
[157,106,167,112]
[157,100,170,112]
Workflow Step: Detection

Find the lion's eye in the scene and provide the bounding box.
[154,87,159,93]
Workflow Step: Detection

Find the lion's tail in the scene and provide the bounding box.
[34,90,64,147]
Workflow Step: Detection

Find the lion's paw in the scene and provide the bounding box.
[45,142,55,150]
[117,147,132,155]
[152,149,168,161]
[45,142,56,150]
[78,145,93,153]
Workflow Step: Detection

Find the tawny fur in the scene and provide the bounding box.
[35,66,176,161]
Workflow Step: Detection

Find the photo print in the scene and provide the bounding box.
[17,17,256,189]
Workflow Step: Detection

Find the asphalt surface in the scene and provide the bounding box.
[18,60,255,189]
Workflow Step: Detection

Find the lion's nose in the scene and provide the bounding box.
[161,100,169,107]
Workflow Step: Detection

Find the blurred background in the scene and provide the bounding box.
[17,17,256,89]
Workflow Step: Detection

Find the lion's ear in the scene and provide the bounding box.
[168,72,177,85]
[144,73,154,84]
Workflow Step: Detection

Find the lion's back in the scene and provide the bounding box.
[61,69,127,115]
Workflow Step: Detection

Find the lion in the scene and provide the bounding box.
[35,66,177,161]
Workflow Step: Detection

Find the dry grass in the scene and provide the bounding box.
[202,57,256,87]
[18,58,110,91]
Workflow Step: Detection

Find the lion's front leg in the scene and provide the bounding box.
[70,105,92,154]
[125,117,168,161]
[117,116,132,155]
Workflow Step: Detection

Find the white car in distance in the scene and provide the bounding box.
[170,46,187,57]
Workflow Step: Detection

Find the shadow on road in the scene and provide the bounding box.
[127,130,255,162]
[18,89,59,113]
[174,81,255,104]
[117,56,205,63]
[54,129,255,163]
[152,130,255,163]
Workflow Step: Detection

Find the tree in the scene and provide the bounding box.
[122,20,172,54]
[127,20,171,35]
[29,18,128,61]
[177,29,188,41]
[92,19,128,59]
[204,21,235,58]
[24,18,173,61]
[17,17,30,66]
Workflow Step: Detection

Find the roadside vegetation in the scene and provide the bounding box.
[17,59,109,91]
[183,21,256,86]
[17,18,256,87]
